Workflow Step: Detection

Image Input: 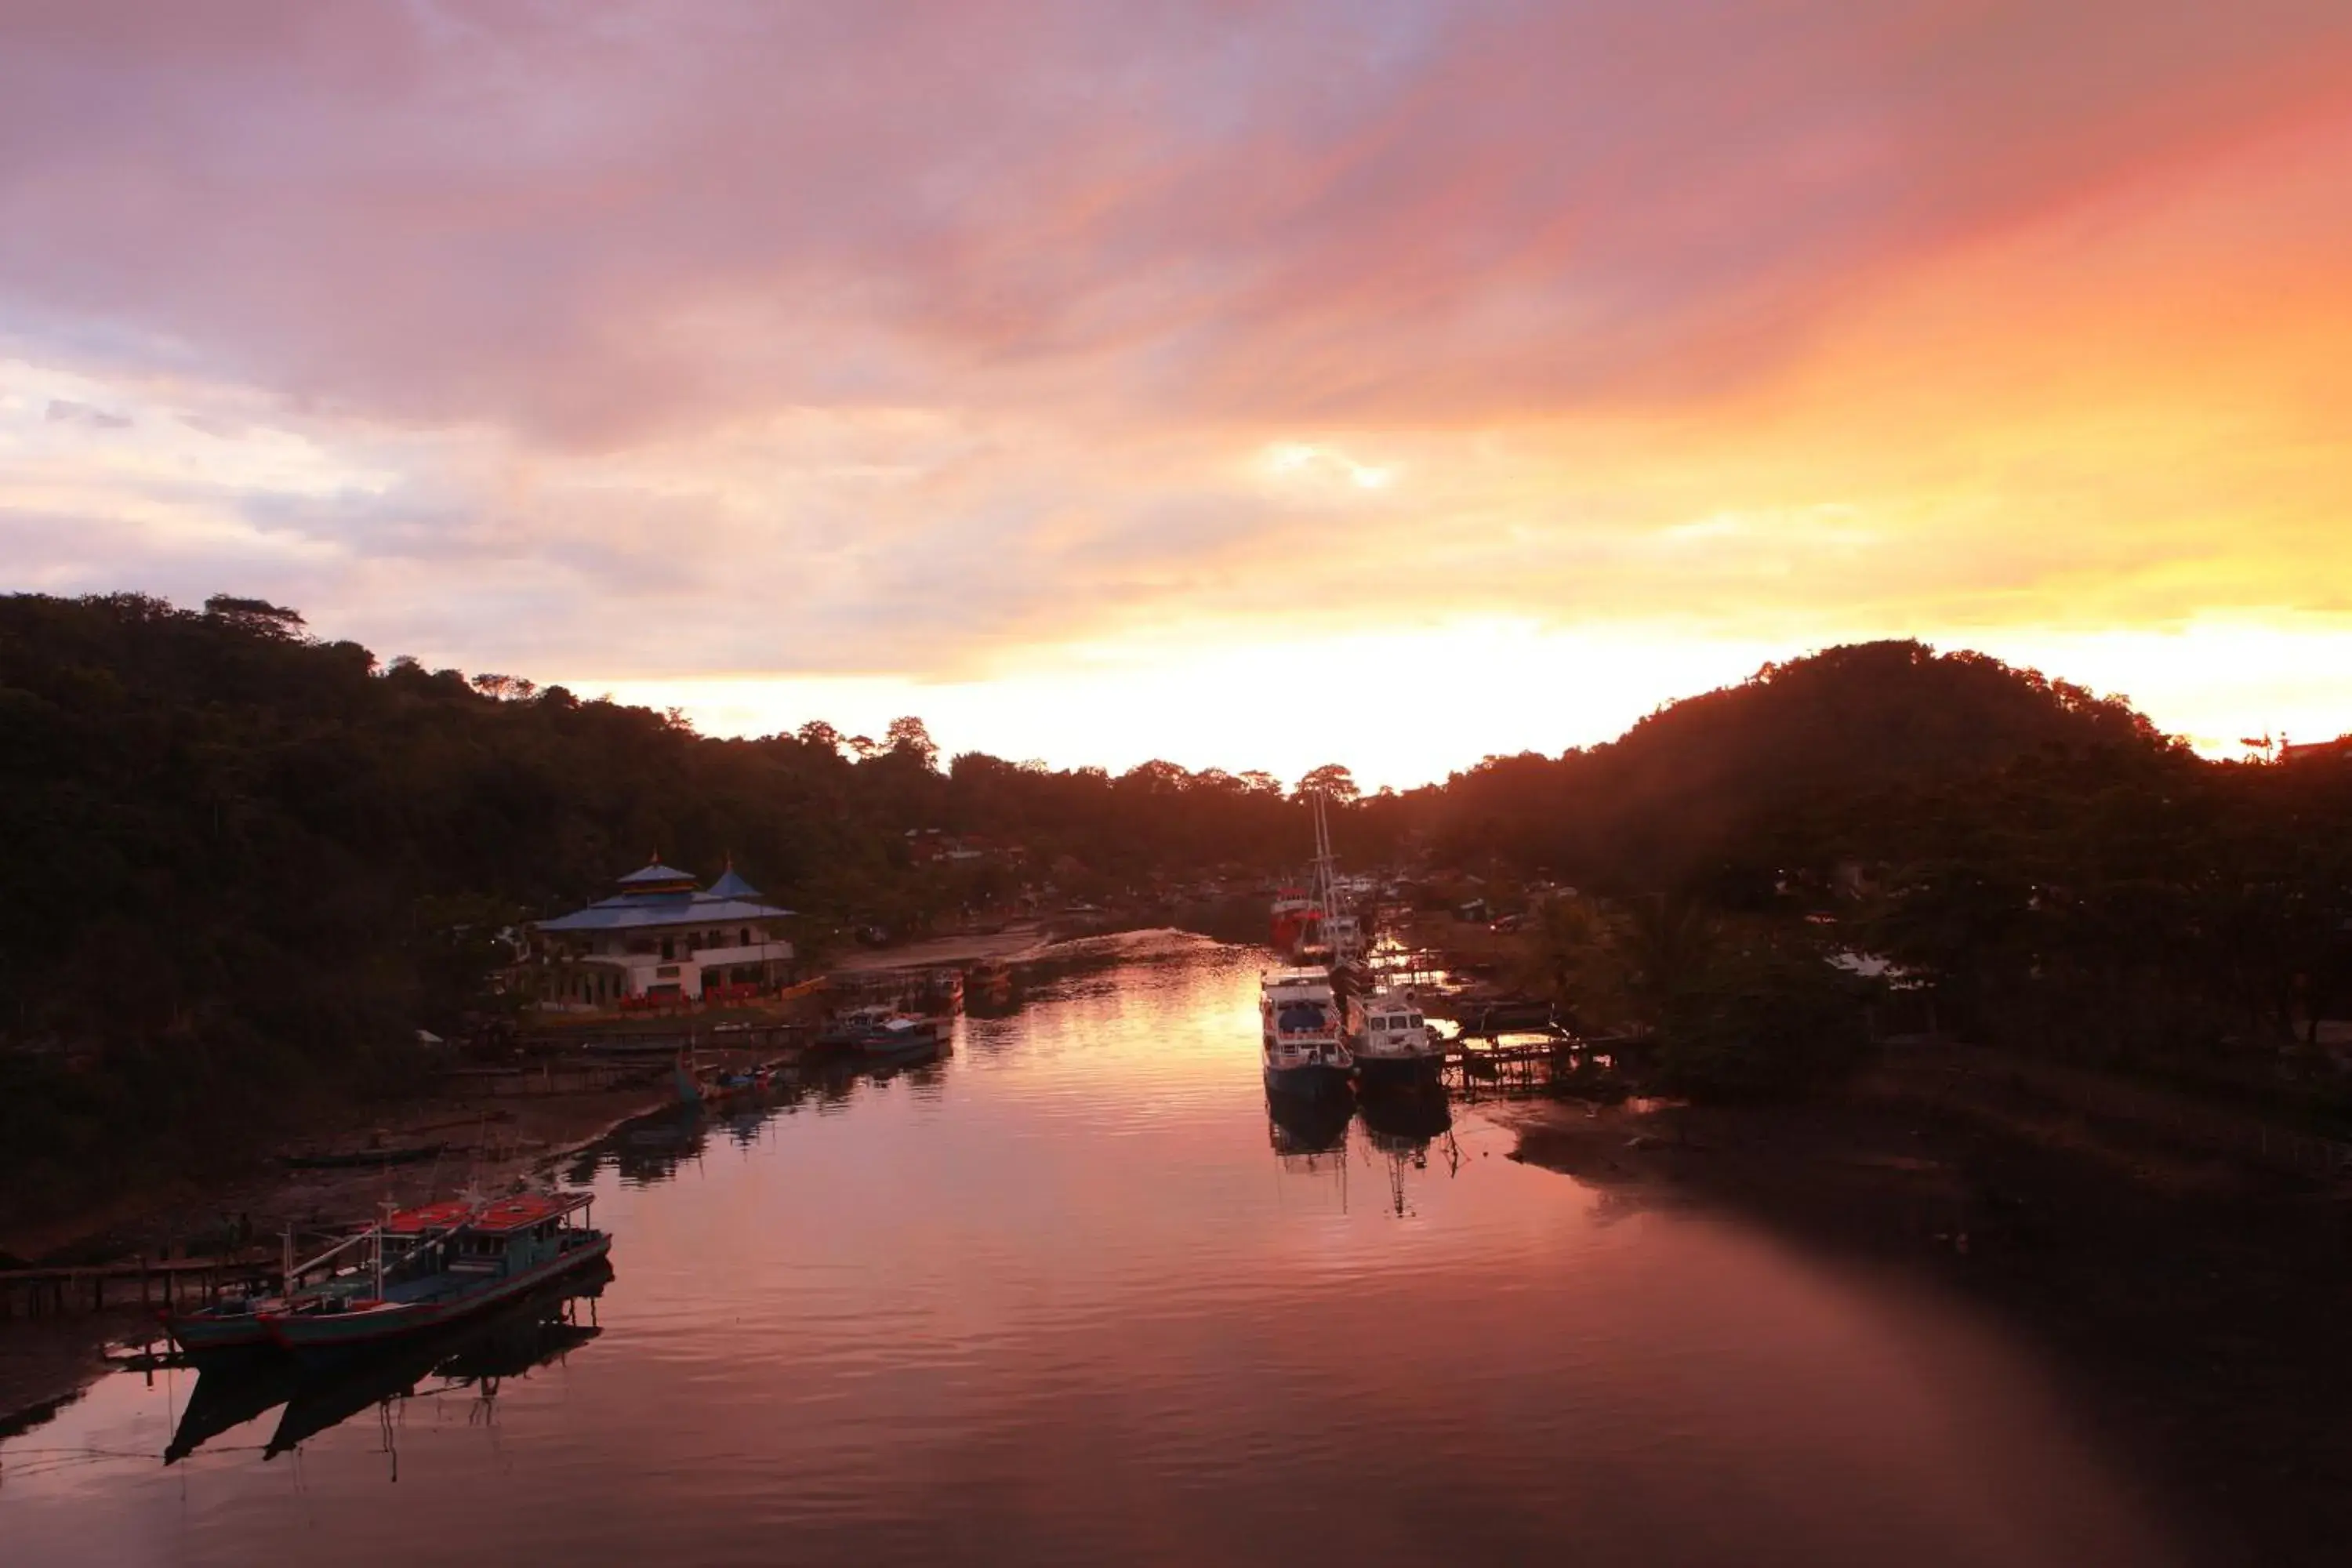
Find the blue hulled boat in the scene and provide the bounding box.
[259,1191,609,1364]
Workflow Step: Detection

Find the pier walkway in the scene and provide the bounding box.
[0,1254,281,1321]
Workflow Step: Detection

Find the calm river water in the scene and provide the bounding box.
[4,935,2183,1566]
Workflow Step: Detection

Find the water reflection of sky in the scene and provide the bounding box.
[4,938,2180,1566]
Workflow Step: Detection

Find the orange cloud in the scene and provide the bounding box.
[4,2,2352,768]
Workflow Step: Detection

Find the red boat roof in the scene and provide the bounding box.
[384,1191,589,1235]
[470,1192,583,1232]
[384,1199,474,1234]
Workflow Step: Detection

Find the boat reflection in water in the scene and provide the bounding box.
[165,1261,612,1467]
[1268,1078,1465,1215]
[1357,1080,1453,1147]
[1265,1081,1353,1166]
[1356,1082,1461,1217]
[569,1047,948,1190]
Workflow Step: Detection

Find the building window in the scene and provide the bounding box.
[739,927,750,947]
[661,937,673,960]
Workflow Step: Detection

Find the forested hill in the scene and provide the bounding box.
[0,592,1327,1054]
[4,591,2348,1220]
[1425,640,2180,887]
[0,590,1339,1213]
[0,597,2225,1071]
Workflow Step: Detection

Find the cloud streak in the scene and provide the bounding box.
[3,1,2352,763]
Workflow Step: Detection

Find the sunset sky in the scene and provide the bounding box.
[5,1,2352,786]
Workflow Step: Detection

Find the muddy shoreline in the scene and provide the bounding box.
[0,1060,726,1431]
[1500,1062,2352,1567]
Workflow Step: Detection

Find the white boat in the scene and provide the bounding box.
[859,1014,942,1058]
[1315,909,1366,968]
[1347,988,1442,1086]
[1260,967,1352,1094]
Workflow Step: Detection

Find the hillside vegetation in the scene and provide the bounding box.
[1425,642,2351,1104]
[3,593,2348,1225]
[0,592,1324,1218]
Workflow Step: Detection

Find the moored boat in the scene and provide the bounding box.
[1260,967,1352,1095]
[858,1014,943,1059]
[1346,987,1443,1086]
[165,1297,292,1356]
[815,1003,899,1049]
[675,1053,777,1105]
[259,1190,609,1364]
[1270,885,1314,951]
[164,1224,394,1356]
[906,967,964,1029]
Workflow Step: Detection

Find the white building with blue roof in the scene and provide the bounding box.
[532,858,797,1007]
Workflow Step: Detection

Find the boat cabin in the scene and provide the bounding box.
[1261,968,1342,1045]
[1350,990,1433,1059]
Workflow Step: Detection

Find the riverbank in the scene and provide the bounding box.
[828,922,1055,973]
[2,924,1115,1272]
[0,924,1157,1426]
[0,1054,760,1428]
[1500,1053,2352,1566]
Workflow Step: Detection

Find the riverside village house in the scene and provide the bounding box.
[529,858,796,1009]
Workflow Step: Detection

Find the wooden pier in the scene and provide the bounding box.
[0,1253,282,1321]
[1440,1026,1646,1098]
[1442,1036,1576,1092]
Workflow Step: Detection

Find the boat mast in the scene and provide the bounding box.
[1310,789,1337,921]
[1309,788,1347,959]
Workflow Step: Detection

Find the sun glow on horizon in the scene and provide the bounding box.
[564,614,2352,789]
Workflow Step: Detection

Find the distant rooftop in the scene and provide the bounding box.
[617,859,698,887]
[536,860,792,933]
[706,866,762,900]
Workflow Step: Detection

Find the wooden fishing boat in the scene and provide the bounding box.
[259,1191,609,1364]
[164,1297,289,1356]
[164,1221,401,1356]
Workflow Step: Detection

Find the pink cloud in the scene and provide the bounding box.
[3,1,2347,445]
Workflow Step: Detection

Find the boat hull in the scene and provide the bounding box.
[162,1310,278,1356]
[862,1038,941,1063]
[262,1235,612,1365]
[1263,1060,1352,1098]
[859,1021,943,1057]
[1353,1051,1444,1087]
